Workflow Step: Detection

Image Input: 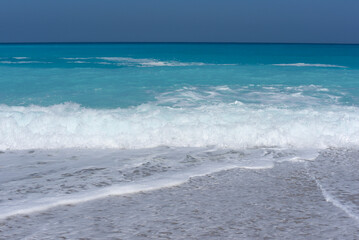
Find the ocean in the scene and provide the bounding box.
[0,43,359,239]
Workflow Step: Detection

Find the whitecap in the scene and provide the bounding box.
[273,63,347,68]
[0,101,359,151]
[13,57,29,60]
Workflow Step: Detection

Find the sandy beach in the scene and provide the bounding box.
[1,149,359,239]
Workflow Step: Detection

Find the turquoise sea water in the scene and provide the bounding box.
[1,44,359,238]
[0,43,359,109]
[1,43,359,149]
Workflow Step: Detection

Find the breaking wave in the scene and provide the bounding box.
[1,100,358,150]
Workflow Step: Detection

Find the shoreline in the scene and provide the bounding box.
[2,157,359,239]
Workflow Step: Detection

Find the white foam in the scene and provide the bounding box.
[213,86,232,91]
[61,57,91,60]
[273,63,347,68]
[239,165,273,170]
[0,180,183,219]
[306,164,359,223]
[0,163,237,219]
[69,61,89,64]
[59,56,233,67]
[287,150,319,162]
[0,101,359,151]
[96,57,206,67]
[156,85,342,107]
[13,57,28,60]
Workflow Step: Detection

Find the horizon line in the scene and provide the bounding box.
[0,41,358,45]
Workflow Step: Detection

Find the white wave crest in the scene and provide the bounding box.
[13,57,29,60]
[96,57,206,67]
[1,102,359,150]
[273,63,347,68]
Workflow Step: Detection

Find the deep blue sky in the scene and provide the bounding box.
[0,0,358,43]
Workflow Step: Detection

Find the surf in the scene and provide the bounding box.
[1,100,358,150]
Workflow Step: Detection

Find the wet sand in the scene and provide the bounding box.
[1,157,359,239]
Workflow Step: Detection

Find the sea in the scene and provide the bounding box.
[0,43,359,239]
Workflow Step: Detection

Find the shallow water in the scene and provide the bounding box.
[1,149,359,239]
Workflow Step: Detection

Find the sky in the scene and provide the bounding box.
[0,0,358,43]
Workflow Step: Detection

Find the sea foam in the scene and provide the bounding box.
[96,57,207,67]
[273,63,347,68]
[1,101,358,150]
[0,162,239,219]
